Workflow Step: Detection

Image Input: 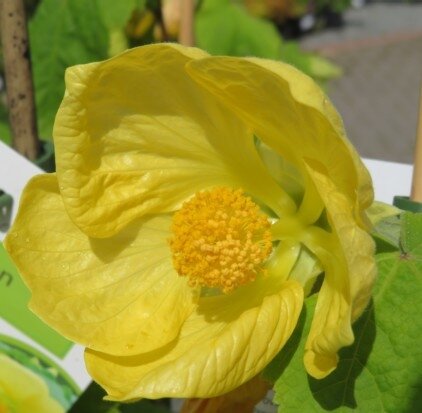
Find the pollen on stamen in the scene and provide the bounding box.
[169,187,273,293]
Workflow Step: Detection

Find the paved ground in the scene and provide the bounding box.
[300,3,422,164]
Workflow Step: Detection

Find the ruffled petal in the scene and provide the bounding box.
[302,162,376,378]
[54,44,295,238]
[4,174,195,356]
[186,56,373,225]
[85,280,303,400]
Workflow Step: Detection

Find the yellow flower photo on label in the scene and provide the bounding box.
[0,354,63,413]
[4,43,375,400]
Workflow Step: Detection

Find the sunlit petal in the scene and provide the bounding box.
[302,162,376,378]
[54,44,294,238]
[4,174,195,356]
[85,281,303,400]
[187,56,373,226]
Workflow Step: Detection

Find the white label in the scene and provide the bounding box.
[0,141,91,412]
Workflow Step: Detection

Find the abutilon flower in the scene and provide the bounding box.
[4,44,375,401]
[0,354,63,413]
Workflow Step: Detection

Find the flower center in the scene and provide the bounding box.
[169,187,272,293]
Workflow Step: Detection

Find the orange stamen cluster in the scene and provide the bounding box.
[169,187,272,293]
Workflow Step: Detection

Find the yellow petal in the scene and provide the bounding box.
[4,174,195,356]
[180,375,270,413]
[54,43,295,238]
[0,354,63,413]
[186,56,373,225]
[302,162,376,378]
[85,280,303,400]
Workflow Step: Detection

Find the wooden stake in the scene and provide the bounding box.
[411,83,422,202]
[179,0,195,47]
[0,0,40,160]
[155,0,169,42]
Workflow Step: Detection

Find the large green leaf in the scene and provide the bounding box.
[96,0,140,30]
[96,0,144,56]
[195,0,341,84]
[29,0,109,140]
[265,212,422,412]
[195,0,283,59]
[372,214,401,253]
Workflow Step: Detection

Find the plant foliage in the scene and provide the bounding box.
[265,212,422,412]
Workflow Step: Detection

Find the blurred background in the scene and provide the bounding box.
[300,2,422,164]
[0,0,421,166]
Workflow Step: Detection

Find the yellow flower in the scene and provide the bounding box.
[0,354,63,413]
[4,44,375,400]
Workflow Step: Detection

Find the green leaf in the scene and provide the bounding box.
[195,1,341,84]
[366,201,401,226]
[29,0,109,140]
[96,0,143,56]
[266,212,422,412]
[400,212,422,252]
[96,0,138,30]
[0,121,11,145]
[263,296,313,385]
[0,101,11,145]
[195,0,283,59]
[372,214,402,253]
[69,382,118,413]
[279,41,342,82]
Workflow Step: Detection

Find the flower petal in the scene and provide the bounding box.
[4,174,195,356]
[54,44,295,238]
[302,162,376,378]
[186,56,373,225]
[85,280,303,400]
